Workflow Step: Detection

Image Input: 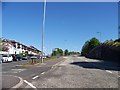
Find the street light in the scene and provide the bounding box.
[97,32,101,43]
[41,0,46,63]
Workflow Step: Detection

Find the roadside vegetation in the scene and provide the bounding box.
[81,37,100,56]
[20,56,59,67]
[81,38,120,57]
[51,48,80,57]
[81,38,120,63]
[0,38,9,51]
[103,39,120,47]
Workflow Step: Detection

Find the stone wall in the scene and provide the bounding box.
[87,44,120,63]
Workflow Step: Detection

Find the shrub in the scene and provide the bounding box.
[81,37,100,56]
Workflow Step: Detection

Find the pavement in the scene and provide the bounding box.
[1,56,120,89]
[25,56,120,88]
[2,75,23,88]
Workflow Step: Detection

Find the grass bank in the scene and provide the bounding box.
[20,56,58,68]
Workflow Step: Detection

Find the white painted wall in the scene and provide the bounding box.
[2,42,40,55]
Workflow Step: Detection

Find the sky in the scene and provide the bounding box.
[2,2,118,54]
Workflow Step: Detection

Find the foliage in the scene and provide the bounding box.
[81,41,90,56]
[0,38,9,51]
[104,39,114,45]
[18,53,25,57]
[68,51,80,55]
[0,39,2,51]
[57,49,63,56]
[81,37,100,56]
[2,46,9,51]
[104,39,120,47]
[52,48,80,56]
[64,49,69,56]
[27,54,34,57]
[112,42,120,46]
[52,48,64,56]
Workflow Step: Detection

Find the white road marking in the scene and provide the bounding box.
[12,76,23,88]
[85,60,88,62]
[24,80,37,89]
[105,70,112,74]
[11,69,26,73]
[10,69,26,73]
[32,76,39,80]
[41,72,45,75]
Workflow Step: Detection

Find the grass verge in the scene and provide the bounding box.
[20,56,58,68]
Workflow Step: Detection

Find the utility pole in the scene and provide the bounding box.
[41,0,46,63]
[118,26,120,39]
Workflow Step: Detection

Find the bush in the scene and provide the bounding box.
[81,37,100,56]
[27,54,34,57]
[52,48,64,56]
[104,39,114,45]
[112,42,120,47]
[104,40,120,47]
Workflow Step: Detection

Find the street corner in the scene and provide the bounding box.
[2,75,23,89]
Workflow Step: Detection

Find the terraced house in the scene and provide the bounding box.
[1,39,41,55]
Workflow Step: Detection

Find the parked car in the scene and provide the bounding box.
[1,54,13,62]
[0,55,2,63]
[30,56,38,59]
[22,56,31,60]
[12,54,22,61]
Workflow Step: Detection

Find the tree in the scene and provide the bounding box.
[89,38,101,50]
[0,39,2,51]
[57,48,63,56]
[52,48,63,56]
[0,39,9,51]
[81,41,89,56]
[81,37,100,56]
[64,49,69,56]
[68,51,80,55]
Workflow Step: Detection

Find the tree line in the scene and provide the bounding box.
[51,48,80,57]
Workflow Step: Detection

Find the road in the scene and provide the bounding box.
[2,56,120,89]
[2,57,65,89]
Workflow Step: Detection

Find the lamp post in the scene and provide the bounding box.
[118,26,120,39]
[97,32,101,43]
[41,0,46,63]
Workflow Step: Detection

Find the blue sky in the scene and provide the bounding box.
[2,2,118,54]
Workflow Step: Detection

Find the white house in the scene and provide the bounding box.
[1,39,41,55]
